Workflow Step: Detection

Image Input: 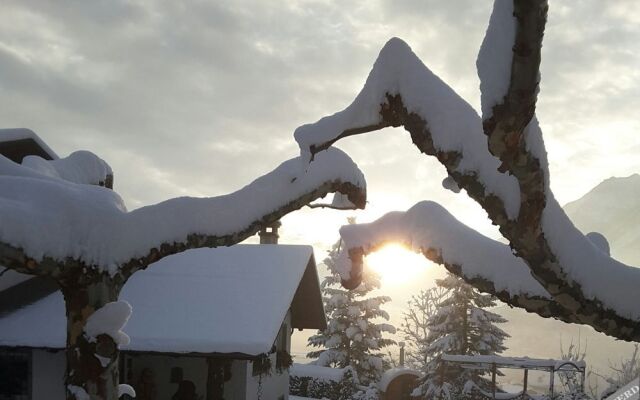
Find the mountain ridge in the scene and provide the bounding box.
[564,173,640,265]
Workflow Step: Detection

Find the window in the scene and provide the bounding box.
[0,349,30,400]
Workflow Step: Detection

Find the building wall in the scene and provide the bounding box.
[244,312,291,400]
[9,311,294,400]
[31,349,65,400]
[244,354,289,400]
[226,359,248,400]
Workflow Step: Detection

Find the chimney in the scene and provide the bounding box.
[259,221,281,244]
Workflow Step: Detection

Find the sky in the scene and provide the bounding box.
[1,0,639,366]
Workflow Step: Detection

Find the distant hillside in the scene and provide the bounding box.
[564,173,640,265]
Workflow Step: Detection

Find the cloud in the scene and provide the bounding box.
[0,0,637,215]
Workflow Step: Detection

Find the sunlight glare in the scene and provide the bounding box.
[365,244,430,285]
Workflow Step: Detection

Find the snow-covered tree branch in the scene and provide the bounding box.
[0,146,366,400]
[0,147,365,278]
[337,201,573,325]
[293,0,640,341]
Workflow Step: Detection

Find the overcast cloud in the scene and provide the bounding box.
[1,0,638,240]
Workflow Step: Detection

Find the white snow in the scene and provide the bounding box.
[586,232,610,256]
[22,151,112,185]
[118,384,136,398]
[67,385,90,400]
[294,37,521,219]
[0,245,316,356]
[94,353,112,368]
[466,380,523,400]
[0,146,364,270]
[338,201,550,300]
[84,301,132,346]
[378,367,421,392]
[330,192,356,209]
[476,0,516,119]
[441,176,461,193]
[290,363,356,383]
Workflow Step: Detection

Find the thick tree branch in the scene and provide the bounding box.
[1,148,366,279]
[478,1,640,341]
[0,243,73,278]
[313,92,640,340]
[293,2,640,341]
[119,179,365,277]
[336,202,640,341]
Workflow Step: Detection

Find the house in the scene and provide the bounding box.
[0,130,327,400]
[0,243,326,400]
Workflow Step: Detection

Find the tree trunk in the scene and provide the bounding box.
[461,301,469,355]
[61,275,123,400]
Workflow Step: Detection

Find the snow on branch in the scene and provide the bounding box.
[84,301,132,347]
[22,151,113,187]
[294,37,521,220]
[336,201,569,319]
[118,384,136,398]
[291,1,640,341]
[0,147,366,278]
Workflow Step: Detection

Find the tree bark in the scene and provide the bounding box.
[61,274,124,400]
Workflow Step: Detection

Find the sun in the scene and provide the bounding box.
[365,244,430,285]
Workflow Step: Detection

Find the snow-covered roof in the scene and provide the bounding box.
[441,354,586,371]
[378,367,421,392]
[0,128,58,161]
[0,245,326,356]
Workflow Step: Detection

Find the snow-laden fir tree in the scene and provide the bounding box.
[307,236,396,385]
[413,273,509,399]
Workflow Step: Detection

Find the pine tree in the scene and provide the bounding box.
[307,238,397,384]
[414,273,509,399]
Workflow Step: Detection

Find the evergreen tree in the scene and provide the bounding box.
[414,273,509,399]
[307,238,396,384]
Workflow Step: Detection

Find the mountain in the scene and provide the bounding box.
[564,173,640,265]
